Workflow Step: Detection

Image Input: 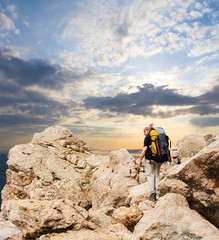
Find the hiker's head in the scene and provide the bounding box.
[143,128,149,136]
[143,123,153,135]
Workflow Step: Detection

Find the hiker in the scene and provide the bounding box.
[139,123,162,202]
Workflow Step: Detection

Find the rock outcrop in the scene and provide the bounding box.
[159,138,219,227]
[1,126,219,239]
[133,193,219,240]
[1,126,139,238]
[2,199,92,239]
[38,223,133,240]
[176,134,206,161]
[90,149,139,210]
[2,126,93,209]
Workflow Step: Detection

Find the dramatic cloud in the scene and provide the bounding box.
[0,50,87,129]
[83,83,219,118]
[0,0,218,152]
[189,117,219,127]
[198,83,219,105]
[0,114,55,128]
[0,52,65,90]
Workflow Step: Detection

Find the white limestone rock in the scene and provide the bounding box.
[2,199,89,239]
[176,134,206,161]
[90,149,139,210]
[159,139,219,228]
[133,193,219,240]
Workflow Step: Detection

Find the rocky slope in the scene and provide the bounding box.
[0,126,218,240]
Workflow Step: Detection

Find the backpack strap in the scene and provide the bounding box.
[149,129,159,157]
[157,136,163,161]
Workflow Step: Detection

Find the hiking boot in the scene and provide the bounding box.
[149,193,156,202]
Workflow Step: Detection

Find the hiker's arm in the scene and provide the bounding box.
[139,146,147,167]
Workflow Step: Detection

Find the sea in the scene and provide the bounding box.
[0,153,8,210]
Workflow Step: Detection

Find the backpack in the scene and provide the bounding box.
[146,127,171,163]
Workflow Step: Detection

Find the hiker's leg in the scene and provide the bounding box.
[145,159,155,194]
[154,162,161,199]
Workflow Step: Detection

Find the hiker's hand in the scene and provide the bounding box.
[139,159,142,167]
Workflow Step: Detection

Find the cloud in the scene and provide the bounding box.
[189,117,219,127]
[189,10,203,19]
[7,5,18,19]
[0,114,55,128]
[127,149,141,154]
[0,53,65,90]
[0,50,94,91]
[83,83,219,119]
[194,2,202,10]
[57,0,218,68]
[0,50,90,129]
[199,83,219,105]
[63,124,119,137]
[114,22,131,39]
[189,34,219,57]
[0,80,71,128]
[0,12,16,31]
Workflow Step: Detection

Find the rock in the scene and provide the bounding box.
[204,134,214,142]
[138,200,156,212]
[1,199,89,239]
[32,126,91,153]
[86,154,110,168]
[170,146,178,159]
[160,162,178,180]
[176,134,206,161]
[38,224,132,240]
[207,133,219,146]
[2,126,218,239]
[0,212,22,240]
[88,207,114,228]
[159,178,190,197]
[111,204,143,231]
[125,183,149,205]
[159,139,219,227]
[1,126,93,209]
[133,193,219,240]
[155,192,189,209]
[90,149,139,210]
[138,171,146,184]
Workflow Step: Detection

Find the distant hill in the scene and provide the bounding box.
[0,154,8,209]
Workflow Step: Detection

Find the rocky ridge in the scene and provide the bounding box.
[0,126,218,240]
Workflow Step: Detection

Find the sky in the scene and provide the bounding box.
[0,0,218,156]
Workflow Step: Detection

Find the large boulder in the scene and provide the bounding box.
[1,199,92,239]
[1,126,94,209]
[88,207,114,228]
[37,224,132,240]
[0,212,22,240]
[207,133,219,145]
[133,193,219,240]
[111,204,143,231]
[125,183,149,205]
[204,133,214,142]
[90,149,139,210]
[1,126,140,238]
[176,134,206,161]
[159,139,219,227]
